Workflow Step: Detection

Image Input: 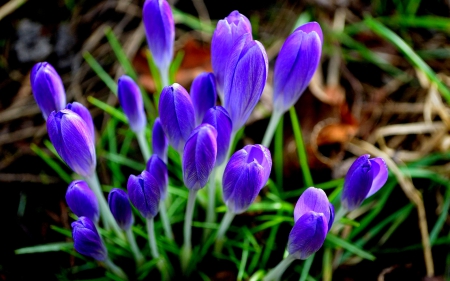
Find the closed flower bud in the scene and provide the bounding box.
[288,187,334,260]
[108,188,134,231]
[212,10,252,99]
[222,144,272,214]
[118,75,147,133]
[72,217,107,261]
[65,102,95,142]
[66,180,99,223]
[273,22,323,115]
[341,155,388,211]
[143,0,174,72]
[30,62,66,120]
[223,34,268,132]
[202,106,232,166]
[152,117,168,163]
[190,72,217,126]
[47,109,96,177]
[159,83,195,152]
[127,171,161,219]
[183,124,217,190]
[146,155,168,199]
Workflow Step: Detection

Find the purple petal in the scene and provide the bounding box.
[152,117,168,163]
[108,188,134,231]
[242,144,272,186]
[127,171,161,219]
[146,155,168,199]
[225,11,252,33]
[118,75,147,133]
[328,203,335,232]
[293,187,330,225]
[295,21,323,43]
[341,155,373,211]
[182,124,217,190]
[65,102,95,142]
[202,106,232,166]
[288,211,328,260]
[72,217,107,261]
[159,84,196,152]
[143,0,174,71]
[66,180,99,223]
[190,72,217,126]
[366,157,388,198]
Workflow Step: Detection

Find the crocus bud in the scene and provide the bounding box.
[143,0,174,72]
[65,102,95,142]
[118,75,147,133]
[30,62,66,120]
[182,124,217,190]
[66,180,99,223]
[72,217,107,261]
[152,117,168,163]
[190,72,217,126]
[159,83,195,152]
[202,106,232,166]
[211,10,252,99]
[146,155,168,199]
[341,155,388,211]
[222,144,272,214]
[223,34,268,132]
[288,187,334,260]
[47,109,96,177]
[127,171,161,219]
[273,22,323,115]
[108,188,134,231]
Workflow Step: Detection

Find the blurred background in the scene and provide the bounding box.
[0,0,450,280]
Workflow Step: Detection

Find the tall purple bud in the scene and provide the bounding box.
[127,171,161,219]
[211,10,252,99]
[72,217,107,261]
[108,188,134,231]
[183,124,217,190]
[159,83,195,153]
[47,109,96,177]
[223,34,268,132]
[190,72,217,126]
[288,187,334,259]
[341,155,388,211]
[66,180,99,223]
[273,22,323,115]
[202,106,232,166]
[222,144,272,214]
[65,102,95,143]
[118,75,147,133]
[30,62,66,120]
[143,0,174,73]
[152,117,168,163]
[146,155,168,199]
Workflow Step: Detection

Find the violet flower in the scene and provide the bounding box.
[108,188,134,231]
[65,102,95,142]
[152,117,168,163]
[202,106,232,166]
[190,72,217,126]
[66,180,99,223]
[118,75,147,133]
[146,154,168,199]
[72,217,107,261]
[127,171,161,219]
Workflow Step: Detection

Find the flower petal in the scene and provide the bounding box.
[146,155,168,199]
[293,187,330,224]
[127,171,161,219]
[72,217,107,261]
[66,180,99,223]
[341,156,373,211]
[152,117,168,163]
[65,102,95,142]
[190,72,217,126]
[118,75,147,133]
[366,157,388,198]
[202,106,232,166]
[108,188,134,231]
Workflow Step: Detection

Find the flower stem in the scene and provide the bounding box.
[136,130,151,162]
[160,66,170,88]
[159,200,174,241]
[181,189,198,272]
[125,227,145,267]
[203,167,217,240]
[214,210,235,253]
[262,111,282,147]
[263,254,296,281]
[104,258,128,280]
[146,217,170,280]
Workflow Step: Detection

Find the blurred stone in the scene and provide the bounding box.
[14,19,52,62]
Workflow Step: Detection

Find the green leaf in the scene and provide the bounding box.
[30,144,72,184]
[15,242,73,254]
[326,234,376,261]
[83,52,117,95]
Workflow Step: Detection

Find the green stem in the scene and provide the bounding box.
[300,253,315,281]
[104,258,128,280]
[215,210,236,252]
[136,130,151,162]
[181,189,198,272]
[125,227,145,267]
[274,114,284,191]
[159,200,174,241]
[146,218,159,259]
[204,167,218,240]
[263,254,296,281]
[160,66,170,87]
[289,107,314,187]
[262,111,282,147]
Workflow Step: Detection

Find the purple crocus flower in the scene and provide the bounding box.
[118,75,147,133]
[152,117,168,163]
[143,0,174,73]
[146,155,168,199]
[202,106,232,166]
[341,154,388,211]
[65,102,95,142]
[30,62,66,120]
[159,83,195,153]
[72,217,107,261]
[211,10,252,99]
[66,180,99,223]
[223,34,268,132]
[273,22,323,115]
[127,171,161,219]
[288,187,334,260]
[47,109,96,177]
[222,144,272,214]
[182,124,218,190]
[190,72,217,126]
[108,188,134,231]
